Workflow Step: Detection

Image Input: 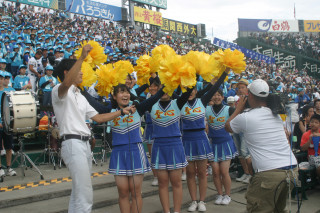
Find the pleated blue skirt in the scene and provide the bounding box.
[143,124,154,144]
[108,143,151,176]
[210,138,238,162]
[151,137,188,170]
[182,130,214,161]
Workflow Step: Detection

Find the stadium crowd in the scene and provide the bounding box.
[0,1,319,213]
[249,32,320,60]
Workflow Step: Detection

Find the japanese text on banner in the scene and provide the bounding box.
[134,6,162,26]
[304,20,320,32]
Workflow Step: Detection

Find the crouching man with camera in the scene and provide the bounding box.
[225,79,298,213]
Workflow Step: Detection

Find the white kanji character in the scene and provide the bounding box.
[252,45,262,53]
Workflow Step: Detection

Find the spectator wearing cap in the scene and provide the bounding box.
[295,88,311,112]
[13,64,31,90]
[227,81,237,98]
[226,79,298,213]
[227,96,236,107]
[3,71,15,92]
[233,78,253,184]
[39,65,57,106]
[9,44,23,77]
[27,49,43,92]
[0,58,8,72]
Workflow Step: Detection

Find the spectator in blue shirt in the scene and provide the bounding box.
[227,81,237,97]
[295,88,311,113]
[39,65,58,106]
[13,64,31,90]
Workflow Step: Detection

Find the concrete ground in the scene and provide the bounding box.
[0,157,319,213]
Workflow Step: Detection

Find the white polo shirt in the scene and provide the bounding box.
[52,84,98,137]
[230,107,297,172]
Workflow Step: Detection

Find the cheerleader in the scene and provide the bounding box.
[150,88,193,213]
[83,83,164,213]
[143,76,162,186]
[182,71,228,212]
[206,89,238,205]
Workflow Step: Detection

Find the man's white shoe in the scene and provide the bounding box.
[7,168,17,176]
[221,195,231,205]
[214,195,224,205]
[181,172,187,181]
[198,201,206,212]
[0,169,5,177]
[236,173,247,182]
[187,201,198,212]
[151,177,158,186]
[242,174,252,184]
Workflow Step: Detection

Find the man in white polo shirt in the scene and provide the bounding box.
[225,79,298,213]
[52,44,133,213]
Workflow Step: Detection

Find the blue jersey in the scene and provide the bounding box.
[4,87,15,92]
[0,90,4,123]
[150,99,181,139]
[13,75,30,90]
[110,105,142,146]
[205,105,232,143]
[181,98,206,131]
[39,75,58,92]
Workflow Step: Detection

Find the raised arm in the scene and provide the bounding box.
[201,70,229,106]
[177,87,194,110]
[136,88,165,116]
[58,44,92,99]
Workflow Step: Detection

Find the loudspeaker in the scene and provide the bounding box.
[122,7,128,21]
[197,24,206,38]
[58,0,65,10]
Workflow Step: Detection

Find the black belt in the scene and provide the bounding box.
[62,134,90,142]
[276,165,297,170]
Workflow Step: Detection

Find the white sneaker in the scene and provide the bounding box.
[0,169,5,177]
[181,172,187,181]
[1,149,6,156]
[187,201,198,212]
[11,150,14,155]
[207,165,212,175]
[214,195,224,205]
[151,177,158,186]
[7,168,17,176]
[221,195,231,205]
[236,173,247,182]
[242,174,252,184]
[197,201,206,212]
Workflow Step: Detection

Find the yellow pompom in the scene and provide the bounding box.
[114,60,134,76]
[182,51,218,82]
[95,64,116,97]
[159,54,196,96]
[75,40,107,67]
[135,55,152,86]
[78,61,97,89]
[150,45,176,73]
[222,49,246,74]
[210,48,246,75]
[95,61,133,97]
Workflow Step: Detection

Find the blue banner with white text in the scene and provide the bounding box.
[66,0,122,21]
[213,37,275,64]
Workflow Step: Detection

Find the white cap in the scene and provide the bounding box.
[227,96,235,103]
[248,79,269,97]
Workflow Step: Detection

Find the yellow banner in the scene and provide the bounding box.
[304,20,320,32]
[134,6,162,26]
